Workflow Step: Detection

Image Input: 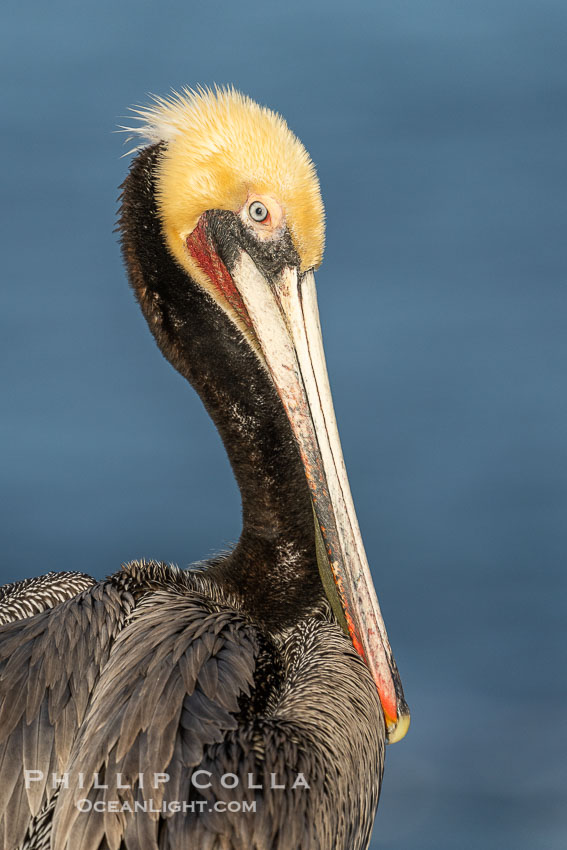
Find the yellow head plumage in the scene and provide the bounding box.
[127,87,325,273]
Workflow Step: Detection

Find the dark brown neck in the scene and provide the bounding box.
[119,144,324,628]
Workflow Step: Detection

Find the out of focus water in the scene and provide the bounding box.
[1,1,566,847]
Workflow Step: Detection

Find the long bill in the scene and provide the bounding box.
[231,252,410,744]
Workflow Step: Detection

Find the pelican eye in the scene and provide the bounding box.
[249,201,269,223]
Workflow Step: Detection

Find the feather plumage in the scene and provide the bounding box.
[0,87,402,850]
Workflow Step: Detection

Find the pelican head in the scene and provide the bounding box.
[123,87,409,743]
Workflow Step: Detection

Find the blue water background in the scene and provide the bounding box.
[1,1,566,847]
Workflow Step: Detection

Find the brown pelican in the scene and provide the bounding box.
[0,88,409,850]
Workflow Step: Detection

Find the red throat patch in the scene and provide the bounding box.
[186,218,253,330]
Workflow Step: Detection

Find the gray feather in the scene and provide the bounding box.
[0,562,385,850]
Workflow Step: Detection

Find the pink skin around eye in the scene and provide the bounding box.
[241,194,284,238]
